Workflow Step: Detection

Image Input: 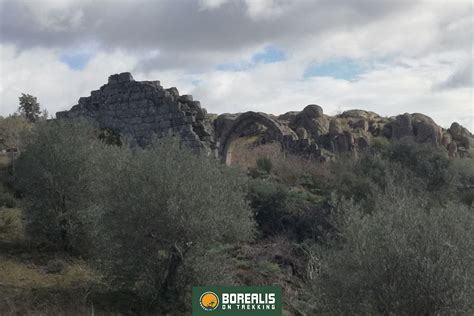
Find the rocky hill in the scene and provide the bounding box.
[57,72,474,162]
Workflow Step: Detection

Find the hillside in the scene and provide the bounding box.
[0,75,473,315]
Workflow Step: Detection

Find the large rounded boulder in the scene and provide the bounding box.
[411,113,442,145]
[449,122,473,149]
[292,104,329,139]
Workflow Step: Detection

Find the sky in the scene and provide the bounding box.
[0,0,472,130]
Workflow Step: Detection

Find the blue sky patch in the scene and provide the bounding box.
[217,45,287,72]
[60,53,92,70]
[251,45,286,64]
[304,58,372,80]
[216,62,249,72]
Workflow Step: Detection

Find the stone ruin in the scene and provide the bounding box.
[57,72,215,153]
[57,72,474,163]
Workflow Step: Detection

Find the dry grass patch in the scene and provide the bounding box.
[0,207,102,314]
[0,208,25,242]
[0,258,97,290]
[0,154,11,169]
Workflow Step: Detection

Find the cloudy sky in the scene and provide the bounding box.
[0,0,472,130]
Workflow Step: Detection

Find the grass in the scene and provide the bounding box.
[227,136,281,169]
[0,208,24,242]
[288,187,326,205]
[0,154,11,169]
[0,187,103,314]
[468,148,474,159]
[0,258,96,289]
[0,192,139,314]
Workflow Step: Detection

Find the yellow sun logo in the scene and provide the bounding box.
[200,291,219,311]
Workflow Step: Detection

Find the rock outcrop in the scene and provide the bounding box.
[57,72,474,162]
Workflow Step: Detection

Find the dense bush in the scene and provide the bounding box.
[382,140,452,191]
[248,179,329,241]
[248,180,289,236]
[0,115,32,151]
[0,189,16,208]
[13,120,255,313]
[263,151,327,187]
[256,156,273,174]
[449,158,474,205]
[92,138,255,312]
[0,172,17,208]
[308,185,474,315]
[324,155,424,212]
[15,119,103,253]
[10,114,474,314]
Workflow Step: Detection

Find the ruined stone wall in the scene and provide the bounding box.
[57,72,473,162]
[56,72,216,154]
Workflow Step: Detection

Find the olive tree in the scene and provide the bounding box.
[0,115,32,152]
[17,94,44,123]
[92,138,255,311]
[308,184,474,315]
[15,119,103,253]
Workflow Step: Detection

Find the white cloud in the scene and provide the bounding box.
[0,44,138,116]
[199,0,289,18]
[0,0,472,132]
[186,54,472,130]
[198,0,229,10]
[244,0,287,19]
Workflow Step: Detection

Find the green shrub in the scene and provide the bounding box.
[0,212,14,235]
[371,136,390,152]
[248,180,328,241]
[269,152,328,188]
[383,139,451,191]
[449,158,474,186]
[98,128,122,146]
[92,138,255,312]
[325,155,424,212]
[0,189,16,208]
[449,158,474,205]
[308,186,474,315]
[248,179,289,236]
[326,157,380,208]
[256,157,273,174]
[325,143,471,210]
[468,148,474,159]
[0,115,32,152]
[15,119,104,253]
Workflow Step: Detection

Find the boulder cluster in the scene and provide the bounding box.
[277,105,473,159]
[57,73,473,161]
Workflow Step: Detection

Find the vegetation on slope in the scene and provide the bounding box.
[0,115,473,315]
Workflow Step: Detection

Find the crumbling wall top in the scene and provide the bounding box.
[108,72,135,84]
